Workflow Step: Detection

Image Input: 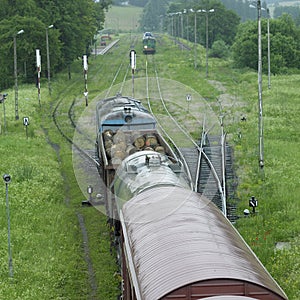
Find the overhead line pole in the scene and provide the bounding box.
[257,0,264,169]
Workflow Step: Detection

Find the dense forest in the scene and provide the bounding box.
[112,0,149,6]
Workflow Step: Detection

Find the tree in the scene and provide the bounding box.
[0,0,38,18]
[209,2,240,46]
[139,0,169,32]
[231,14,300,73]
[165,0,240,48]
[0,15,62,88]
[231,20,257,69]
[210,40,230,58]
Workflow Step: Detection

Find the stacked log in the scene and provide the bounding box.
[145,135,158,148]
[154,146,165,154]
[133,133,145,149]
[102,130,166,165]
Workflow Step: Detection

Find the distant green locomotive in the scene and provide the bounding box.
[143,32,156,54]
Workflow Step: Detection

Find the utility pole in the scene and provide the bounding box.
[3,174,13,278]
[267,8,271,89]
[200,9,215,78]
[46,25,54,95]
[14,29,24,120]
[257,0,264,169]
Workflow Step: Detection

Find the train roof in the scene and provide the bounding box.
[143,32,155,41]
[143,32,153,38]
[120,186,288,300]
[96,94,148,117]
[202,297,261,300]
[114,151,190,204]
[96,94,155,132]
[143,36,156,41]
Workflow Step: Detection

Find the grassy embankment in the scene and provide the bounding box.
[0,35,133,299]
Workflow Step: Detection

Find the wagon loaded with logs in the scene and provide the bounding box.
[95,94,186,213]
[103,130,165,165]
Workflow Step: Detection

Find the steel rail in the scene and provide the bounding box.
[52,38,129,168]
[145,55,194,190]
[147,54,227,216]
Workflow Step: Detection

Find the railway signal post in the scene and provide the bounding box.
[82,185,93,206]
[36,49,41,107]
[130,50,136,98]
[87,185,93,203]
[186,94,191,112]
[0,93,8,134]
[249,196,258,213]
[23,117,29,139]
[83,55,88,106]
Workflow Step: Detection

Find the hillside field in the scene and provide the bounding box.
[104,5,143,33]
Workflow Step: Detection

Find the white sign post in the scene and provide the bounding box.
[186,94,192,112]
[36,49,41,107]
[83,55,88,106]
[130,50,136,97]
[23,117,29,139]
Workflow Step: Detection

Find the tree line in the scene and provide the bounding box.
[140,0,300,74]
[0,0,112,90]
[232,13,300,74]
[112,0,149,7]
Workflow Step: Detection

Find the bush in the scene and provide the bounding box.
[210,40,230,59]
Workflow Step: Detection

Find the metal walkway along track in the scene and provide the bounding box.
[198,135,223,210]
[180,134,238,223]
[179,147,199,185]
[224,145,239,223]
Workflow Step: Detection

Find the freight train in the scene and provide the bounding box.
[95,94,288,300]
[142,32,156,54]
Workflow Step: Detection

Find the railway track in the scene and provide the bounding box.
[54,35,235,221]
[53,35,144,213]
[144,54,229,217]
[51,38,134,298]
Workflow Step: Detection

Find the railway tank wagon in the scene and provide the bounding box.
[118,186,288,300]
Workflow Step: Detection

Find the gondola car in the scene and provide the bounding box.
[95,94,288,300]
[143,32,156,54]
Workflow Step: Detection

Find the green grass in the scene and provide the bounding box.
[0,107,89,298]
[0,32,299,299]
[0,36,130,298]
